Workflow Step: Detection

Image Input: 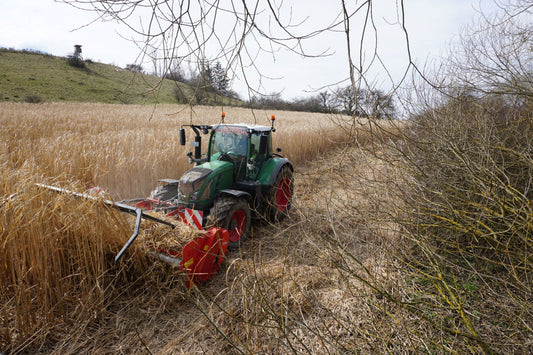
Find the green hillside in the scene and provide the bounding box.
[0,48,236,105]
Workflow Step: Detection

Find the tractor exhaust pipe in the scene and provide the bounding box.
[194,135,202,160]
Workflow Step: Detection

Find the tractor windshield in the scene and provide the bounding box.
[209,126,248,160]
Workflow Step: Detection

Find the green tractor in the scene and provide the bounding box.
[144,114,294,248]
[36,114,293,285]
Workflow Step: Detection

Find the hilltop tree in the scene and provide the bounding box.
[200,60,213,89]
[188,59,214,104]
[73,45,82,59]
[211,61,230,94]
[186,59,232,103]
[164,63,187,82]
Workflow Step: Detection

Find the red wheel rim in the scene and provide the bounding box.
[228,209,246,242]
[275,177,291,212]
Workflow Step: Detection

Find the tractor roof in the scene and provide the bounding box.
[212,123,273,132]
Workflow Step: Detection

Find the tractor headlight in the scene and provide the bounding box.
[190,180,212,202]
[189,191,200,201]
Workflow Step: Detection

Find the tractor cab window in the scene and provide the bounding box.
[250,132,271,162]
[209,126,249,161]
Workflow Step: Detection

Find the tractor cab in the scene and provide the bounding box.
[207,124,273,180]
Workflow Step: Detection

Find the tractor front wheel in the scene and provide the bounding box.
[209,197,251,249]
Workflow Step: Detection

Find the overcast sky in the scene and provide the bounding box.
[0,0,501,100]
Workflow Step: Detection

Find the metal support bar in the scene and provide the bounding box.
[114,208,142,262]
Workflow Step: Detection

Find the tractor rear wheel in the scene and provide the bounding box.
[268,165,293,222]
[208,197,251,249]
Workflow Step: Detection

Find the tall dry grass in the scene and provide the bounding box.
[1,102,347,198]
[3,99,530,353]
[0,169,155,351]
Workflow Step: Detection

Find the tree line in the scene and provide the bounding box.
[125,60,396,118]
[249,87,396,118]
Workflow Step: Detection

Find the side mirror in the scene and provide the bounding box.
[179,128,186,145]
[258,135,268,155]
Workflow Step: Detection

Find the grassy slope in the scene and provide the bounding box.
[0,49,236,105]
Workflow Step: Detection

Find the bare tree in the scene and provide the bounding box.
[332,86,396,118]
[318,91,331,112]
[364,89,396,119]
[390,3,533,352]
[443,4,532,100]
[125,63,143,73]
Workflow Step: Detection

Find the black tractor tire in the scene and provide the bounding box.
[268,165,294,222]
[208,197,251,249]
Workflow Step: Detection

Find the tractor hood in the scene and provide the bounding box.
[178,160,234,206]
[178,167,212,197]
